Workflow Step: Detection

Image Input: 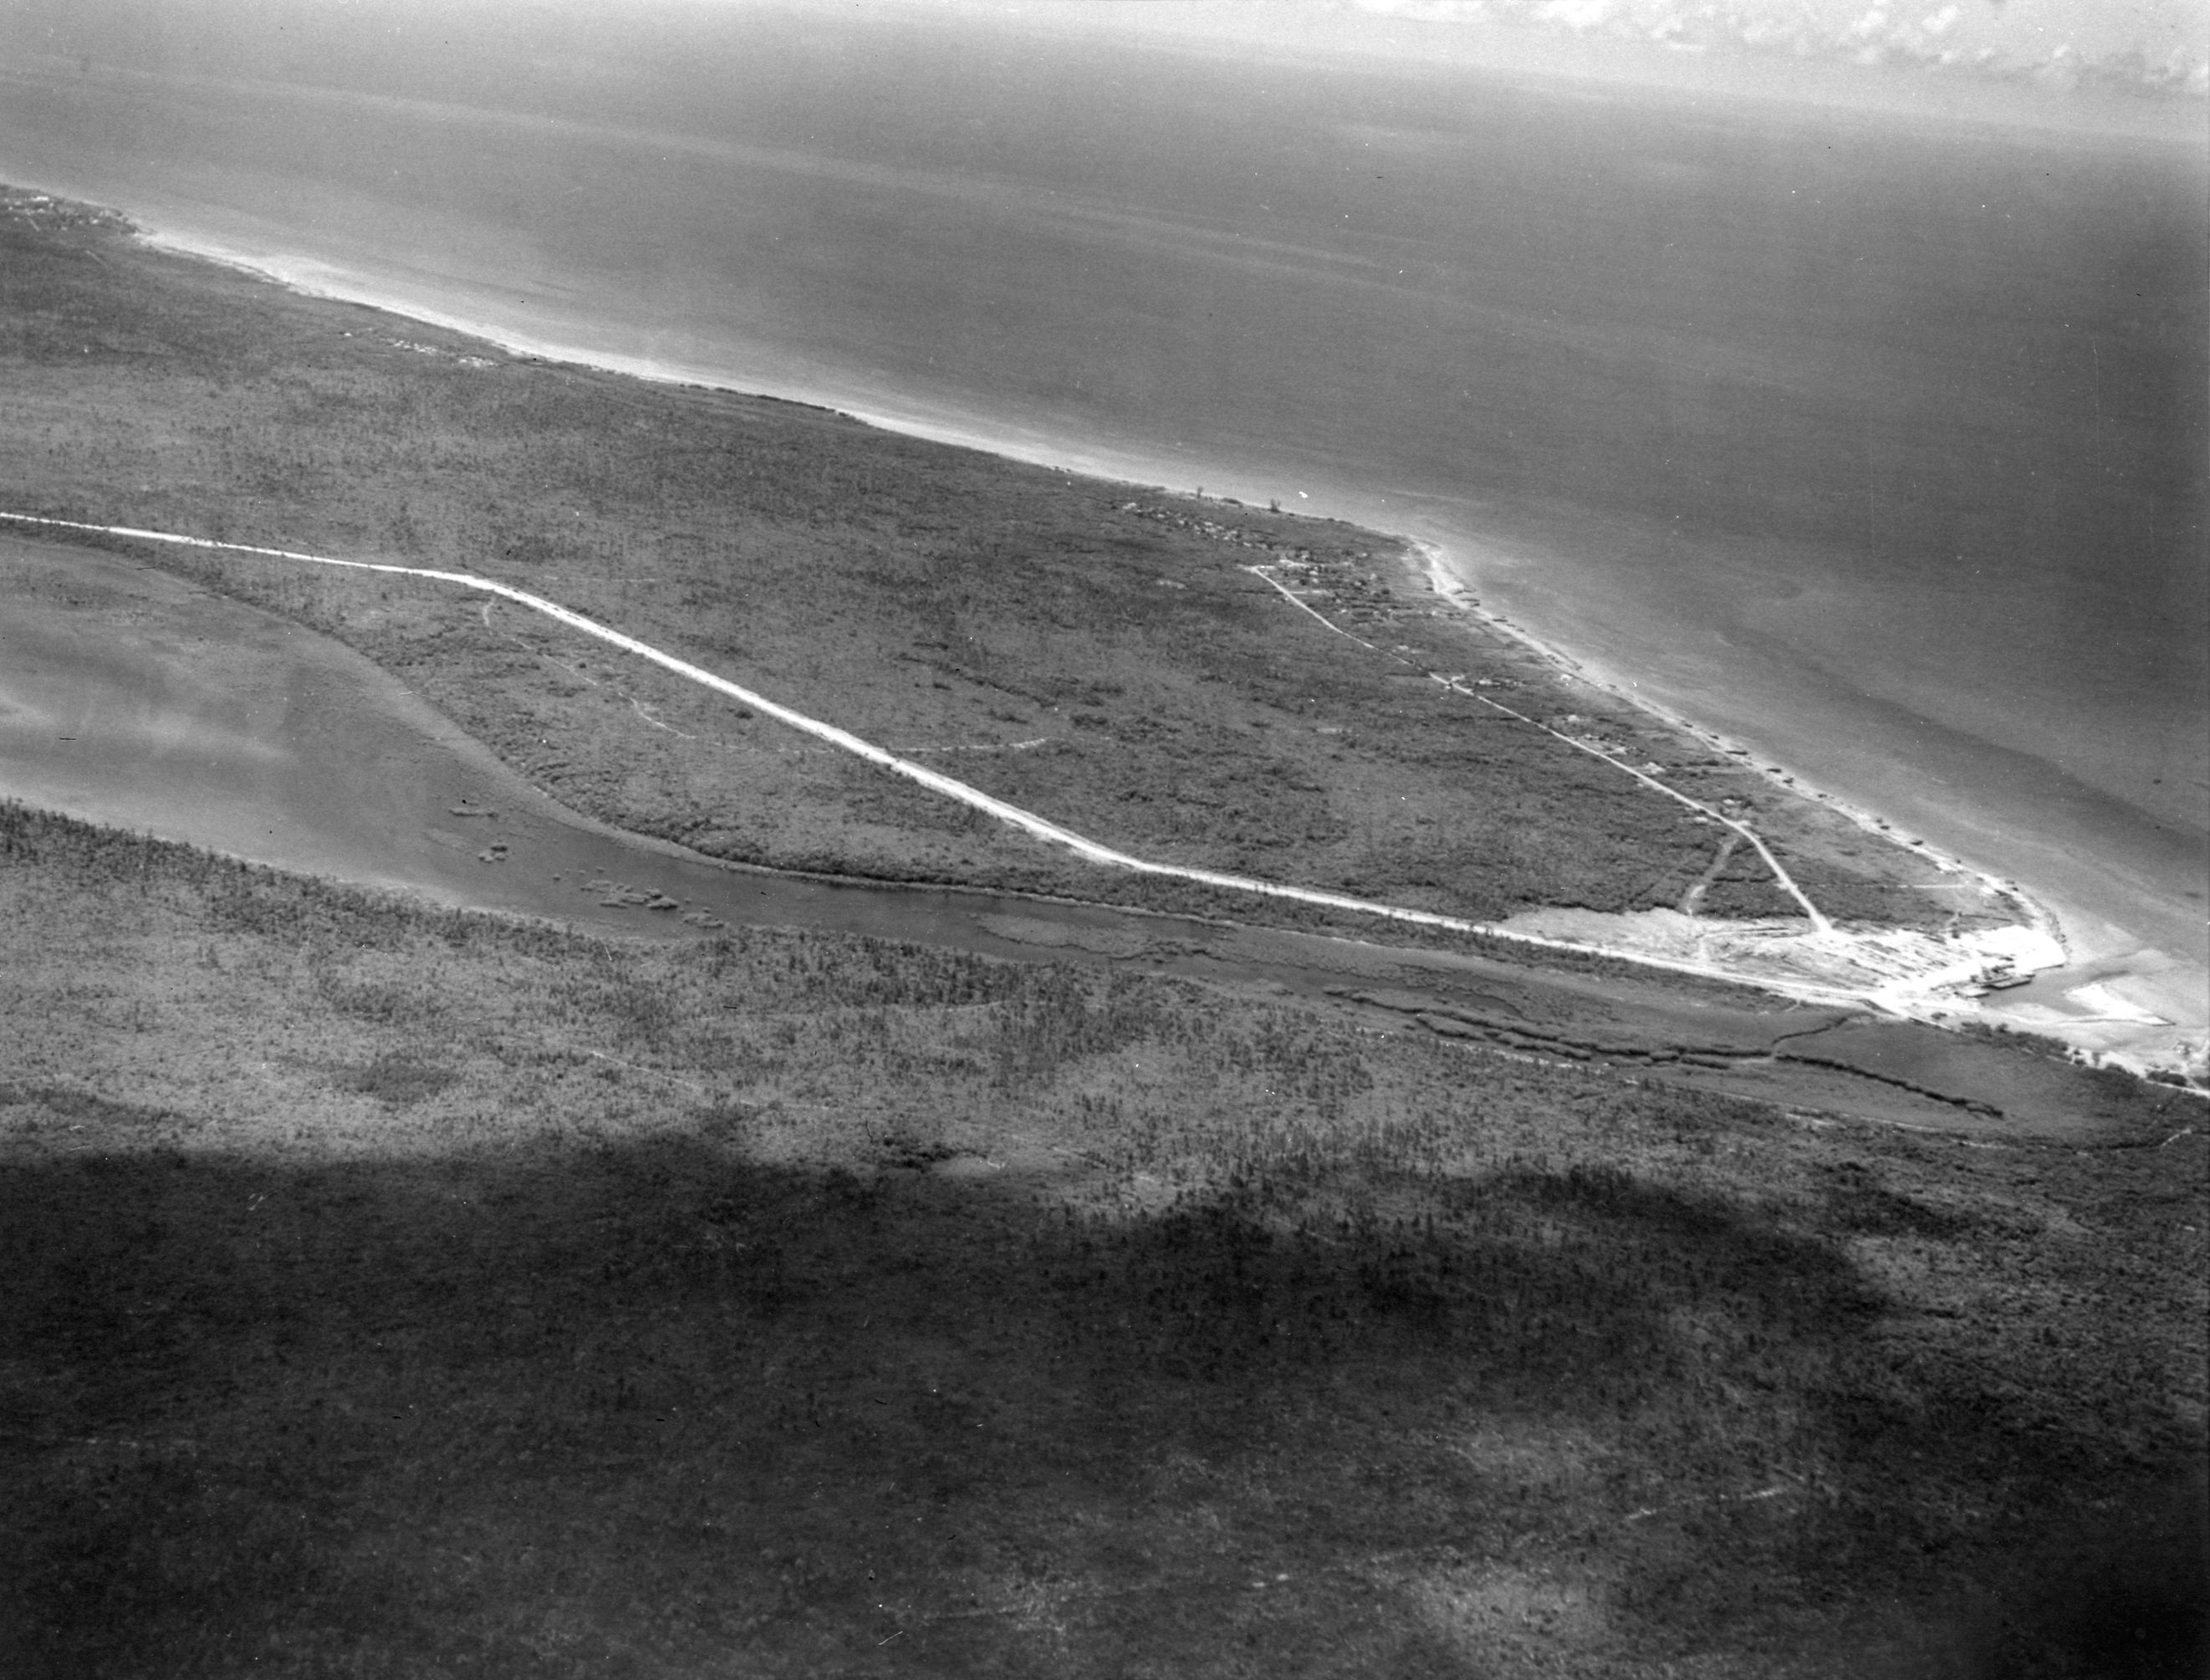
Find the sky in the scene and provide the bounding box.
[4,0,2205,109]
[971,0,2210,102]
[1343,0,2206,89]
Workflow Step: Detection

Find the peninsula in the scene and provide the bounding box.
[3,184,2202,1677]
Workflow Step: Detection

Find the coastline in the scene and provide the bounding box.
[1405,539,2206,1075]
[26,193,2208,1080]
[5,74,2207,1676]
[1406,544,2052,917]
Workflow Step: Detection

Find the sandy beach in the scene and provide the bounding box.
[1403,536,2206,1079]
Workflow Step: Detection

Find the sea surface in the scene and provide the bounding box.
[1,8,2203,969]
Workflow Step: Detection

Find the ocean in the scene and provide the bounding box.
[1,6,2203,968]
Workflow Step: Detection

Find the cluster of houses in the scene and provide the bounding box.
[1,188,129,235]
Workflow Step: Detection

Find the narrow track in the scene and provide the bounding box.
[1239,561,1834,933]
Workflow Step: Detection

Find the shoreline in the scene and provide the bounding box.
[1406,541,2058,934]
[1404,539,2206,1074]
[29,191,2209,1080]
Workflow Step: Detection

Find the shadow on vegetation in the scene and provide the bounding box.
[3,1134,2200,1677]
[1942,1458,2208,1680]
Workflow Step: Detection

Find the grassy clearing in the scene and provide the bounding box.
[3,805,2202,1677]
[0,186,1962,933]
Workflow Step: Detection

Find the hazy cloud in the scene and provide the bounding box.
[1345,0,2208,95]
[1529,0,1615,31]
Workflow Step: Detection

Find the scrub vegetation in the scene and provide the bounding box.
[0,186,1965,934]
[3,805,2202,1677]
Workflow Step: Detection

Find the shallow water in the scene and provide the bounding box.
[0,10,2202,969]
